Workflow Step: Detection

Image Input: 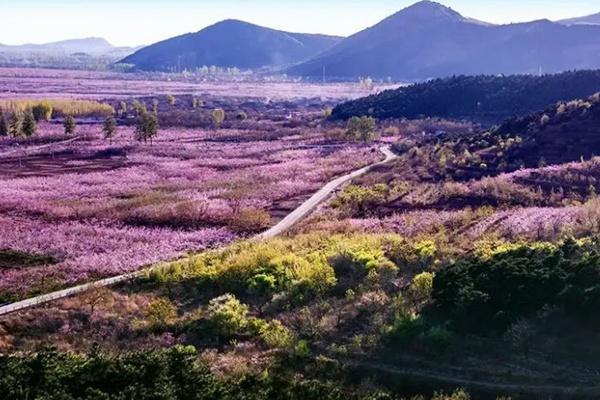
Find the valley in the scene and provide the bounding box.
[3,1,600,399]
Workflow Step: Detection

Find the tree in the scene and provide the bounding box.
[102,114,117,144]
[21,109,37,137]
[212,108,225,129]
[346,116,377,142]
[135,111,158,144]
[166,94,176,106]
[9,113,21,137]
[63,115,76,135]
[0,111,8,137]
[31,102,53,122]
[152,99,159,115]
[119,101,127,116]
[131,100,146,116]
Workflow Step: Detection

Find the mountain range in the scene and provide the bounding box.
[119,20,341,71]
[287,1,600,80]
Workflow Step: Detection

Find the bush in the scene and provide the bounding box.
[257,319,295,348]
[144,298,177,328]
[206,294,249,338]
[408,272,434,303]
[31,102,53,122]
[229,207,271,233]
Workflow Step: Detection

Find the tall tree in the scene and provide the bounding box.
[22,109,37,137]
[135,111,158,144]
[0,111,8,137]
[9,113,21,137]
[63,115,76,135]
[102,114,117,144]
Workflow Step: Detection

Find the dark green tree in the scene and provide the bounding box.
[0,111,8,137]
[9,113,21,137]
[21,109,37,137]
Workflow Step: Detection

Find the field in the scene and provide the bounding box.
[2,67,600,400]
[0,69,383,302]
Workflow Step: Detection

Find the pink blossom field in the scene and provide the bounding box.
[0,67,397,101]
[0,119,380,302]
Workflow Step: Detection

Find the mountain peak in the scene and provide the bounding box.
[399,1,464,20]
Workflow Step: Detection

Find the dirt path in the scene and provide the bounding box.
[0,146,396,317]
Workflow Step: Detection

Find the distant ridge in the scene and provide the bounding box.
[558,12,600,26]
[287,1,600,80]
[0,38,138,56]
[119,19,342,71]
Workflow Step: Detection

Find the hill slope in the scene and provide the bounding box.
[331,70,600,124]
[119,20,341,71]
[493,93,600,167]
[288,1,600,80]
[558,12,600,26]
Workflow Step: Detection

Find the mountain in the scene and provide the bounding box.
[558,12,600,26]
[119,20,342,71]
[331,70,600,125]
[0,38,136,56]
[287,1,600,80]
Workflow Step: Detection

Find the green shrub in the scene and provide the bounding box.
[206,294,249,338]
[258,319,295,349]
[144,298,177,328]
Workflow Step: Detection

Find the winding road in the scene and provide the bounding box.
[0,146,397,317]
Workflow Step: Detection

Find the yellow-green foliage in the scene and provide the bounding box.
[152,234,443,303]
[257,319,295,349]
[409,272,434,302]
[144,298,177,328]
[206,294,249,337]
[0,99,114,117]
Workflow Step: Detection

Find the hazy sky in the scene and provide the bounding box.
[1,0,599,47]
